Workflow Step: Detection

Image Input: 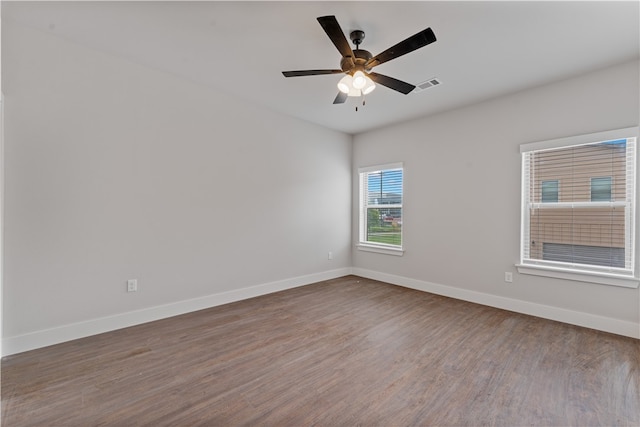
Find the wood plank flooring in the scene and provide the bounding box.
[2,275,639,426]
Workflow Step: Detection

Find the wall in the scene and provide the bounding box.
[2,21,352,355]
[352,60,640,337]
[0,10,4,358]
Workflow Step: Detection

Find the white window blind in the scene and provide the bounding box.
[358,163,403,250]
[520,128,637,280]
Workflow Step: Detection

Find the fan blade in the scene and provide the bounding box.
[365,28,436,69]
[317,16,355,61]
[282,69,344,77]
[368,72,416,95]
[333,92,348,104]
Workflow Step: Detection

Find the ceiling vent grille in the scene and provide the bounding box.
[413,77,441,93]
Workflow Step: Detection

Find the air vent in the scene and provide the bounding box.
[413,77,441,93]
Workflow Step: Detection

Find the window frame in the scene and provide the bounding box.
[541,179,559,203]
[357,162,404,256]
[590,176,612,202]
[517,127,639,288]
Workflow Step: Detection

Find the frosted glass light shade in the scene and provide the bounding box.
[352,71,367,89]
[337,75,353,94]
[362,77,376,95]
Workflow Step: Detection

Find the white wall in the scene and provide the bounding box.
[353,60,640,337]
[2,22,352,355]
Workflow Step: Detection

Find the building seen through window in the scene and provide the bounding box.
[525,139,630,269]
[541,180,559,203]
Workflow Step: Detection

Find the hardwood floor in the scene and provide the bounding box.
[2,275,639,426]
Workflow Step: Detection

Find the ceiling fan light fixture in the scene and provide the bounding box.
[352,71,367,89]
[347,87,361,97]
[337,75,353,93]
[362,77,376,95]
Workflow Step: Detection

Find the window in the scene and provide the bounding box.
[541,180,559,203]
[591,176,612,201]
[358,163,403,255]
[542,243,624,268]
[519,128,638,287]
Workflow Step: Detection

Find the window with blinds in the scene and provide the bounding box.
[358,163,403,250]
[520,129,637,280]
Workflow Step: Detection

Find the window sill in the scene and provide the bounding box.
[516,264,639,288]
[357,244,404,256]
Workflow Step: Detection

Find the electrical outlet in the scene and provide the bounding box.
[328,251,333,260]
[504,272,513,283]
[127,279,138,292]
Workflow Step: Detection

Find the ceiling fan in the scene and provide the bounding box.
[282,15,437,104]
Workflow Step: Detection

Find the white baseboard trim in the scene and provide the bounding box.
[2,268,352,357]
[351,268,640,339]
[5,266,636,357]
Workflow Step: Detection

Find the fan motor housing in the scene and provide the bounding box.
[340,49,373,73]
[338,30,374,73]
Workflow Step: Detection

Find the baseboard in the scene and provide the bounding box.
[5,266,635,357]
[2,268,352,357]
[351,268,640,339]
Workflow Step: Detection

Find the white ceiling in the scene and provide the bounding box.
[3,1,639,134]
